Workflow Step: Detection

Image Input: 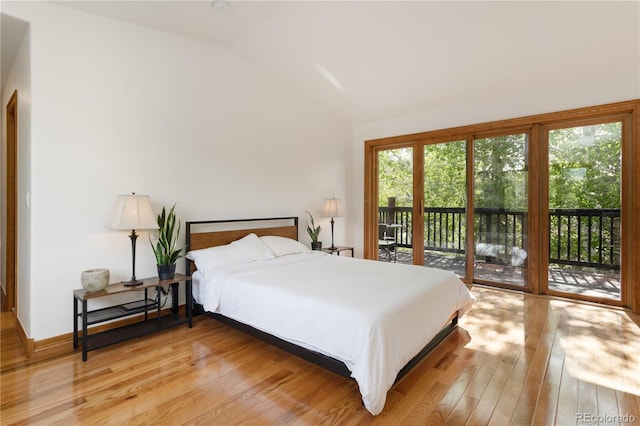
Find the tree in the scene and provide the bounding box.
[378,148,413,207]
[474,134,528,210]
[549,122,621,209]
[424,141,466,208]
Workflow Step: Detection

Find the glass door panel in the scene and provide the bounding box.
[424,141,467,278]
[377,147,413,263]
[547,122,622,301]
[473,133,529,287]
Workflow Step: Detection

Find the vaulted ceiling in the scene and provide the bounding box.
[43,1,640,124]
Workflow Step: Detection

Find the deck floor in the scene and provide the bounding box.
[381,248,621,301]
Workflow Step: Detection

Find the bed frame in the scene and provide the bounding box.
[185,216,459,383]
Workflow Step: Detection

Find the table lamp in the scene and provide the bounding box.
[321,197,343,250]
[107,193,158,286]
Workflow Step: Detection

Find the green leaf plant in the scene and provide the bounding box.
[305,210,321,243]
[150,203,182,265]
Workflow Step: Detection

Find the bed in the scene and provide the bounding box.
[185,217,475,415]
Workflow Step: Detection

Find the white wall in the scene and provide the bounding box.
[349,75,640,256]
[3,1,351,340]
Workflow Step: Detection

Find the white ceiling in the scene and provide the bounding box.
[34,1,640,124]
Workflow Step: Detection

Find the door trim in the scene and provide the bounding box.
[4,90,18,312]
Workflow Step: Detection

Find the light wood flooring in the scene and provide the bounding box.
[1,286,639,425]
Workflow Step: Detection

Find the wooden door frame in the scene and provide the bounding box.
[364,140,418,260]
[4,90,18,312]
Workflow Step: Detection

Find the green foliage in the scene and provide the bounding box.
[378,148,413,207]
[305,210,321,242]
[474,133,528,210]
[547,123,622,263]
[378,122,621,212]
[424,141,466,208]
[548,123,621,209]
[150,203,182,265]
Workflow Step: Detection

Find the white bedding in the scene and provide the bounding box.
[193,251,475,415]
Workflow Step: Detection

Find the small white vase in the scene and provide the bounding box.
[81,268,110,292]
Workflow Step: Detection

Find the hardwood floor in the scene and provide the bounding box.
[2,286,639,425]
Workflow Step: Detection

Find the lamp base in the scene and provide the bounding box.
[122,279,143,287]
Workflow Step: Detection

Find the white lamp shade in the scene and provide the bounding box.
[107,194,158,230]
[321,197,344,218]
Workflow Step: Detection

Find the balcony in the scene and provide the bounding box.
[378,206,621,300]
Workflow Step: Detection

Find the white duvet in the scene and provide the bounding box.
[193,251,475,415]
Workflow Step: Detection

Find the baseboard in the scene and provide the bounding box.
[16,317,35,359]
[30,304,188,363]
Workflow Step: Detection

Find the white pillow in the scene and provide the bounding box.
[230,233,275,260]
[260,235,310,257]
[186,244,241,271]
[186,233,274,274]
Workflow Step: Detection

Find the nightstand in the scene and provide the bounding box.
[322,246,354,257]
[73,273,192,361]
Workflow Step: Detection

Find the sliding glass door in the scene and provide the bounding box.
[377,146,414,263]
[365,101,636,310]
[473,133,529,288]
[375,135,531,291]
[423,141,467,277]
[545,120,623,302]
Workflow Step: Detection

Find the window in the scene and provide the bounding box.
[364,100,639,311]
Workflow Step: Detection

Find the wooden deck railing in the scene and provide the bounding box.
[379,204,620,270]
[548,208,620,270]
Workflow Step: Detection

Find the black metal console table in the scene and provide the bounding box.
[73,274,192,361]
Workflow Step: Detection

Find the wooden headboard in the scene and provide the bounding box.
[185,217,299,273]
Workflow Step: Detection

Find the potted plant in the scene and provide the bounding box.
[150,203,182,280]
[305,210,322,250]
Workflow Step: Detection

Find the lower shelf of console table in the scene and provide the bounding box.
[73,274,192,361]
